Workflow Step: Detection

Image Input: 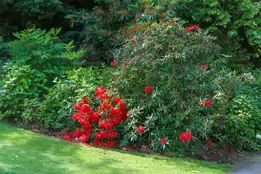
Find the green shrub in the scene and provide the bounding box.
[113,19,255,155]
[217,85,261,151]
[36,67,113,129]
[0,65,46,121]
[8,27,85,84]
[0,28,85,122]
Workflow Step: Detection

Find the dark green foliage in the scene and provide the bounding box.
[0,0,97,40]
[0,65,47,120]
[175,0,261,67]
[222,85,261,150]
[0,37,9,61]
[8,27,85,84]
[0,28,84,121]
[0,0,65,39]
[69,0,260,68]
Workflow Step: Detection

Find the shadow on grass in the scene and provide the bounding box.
[0,122,231,174]
[0,123,138,174]
[105,147,231,172]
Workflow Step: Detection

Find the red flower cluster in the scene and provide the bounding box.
[137,126,145,133]
[201,65,207,71]
[161,138,166,146]
[111,61,117,68]
[201,100,213,107]
[208,140,213,147]
[186,25,199,33]
[130,36,135,41]
[144,86,153,94]
[180,131,193,142]
[96,86,110,101]
[63,87,129,148]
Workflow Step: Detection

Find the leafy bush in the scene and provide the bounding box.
[217,85,261,150]
[0,65,46,121]
[36,67,113,129]
[0,28,84,121]
[8,27,85,84]
[113,19,255,155]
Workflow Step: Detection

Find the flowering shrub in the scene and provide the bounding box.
[63,86,129,148]
[113,19,256,155]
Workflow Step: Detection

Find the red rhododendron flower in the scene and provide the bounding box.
[80,104,93,114]
[186,27,191,33]
[82,98,88,104]
[110,107,121,117]
[74,104,81,110]
[73,129,83,138]
[119,100,126,107]
[72,113,82,121]
[161,138,166,146]
[96,86,109,101]
[201,100,213,107]
[144,86,153,94]
[186,25,199,32]
[62,132,73,142]
[111,60,117,68]
[180,134,187,142]
[89,112,101,124]
[184,131,193,141]
[208,140,213,147]
[205,100,212,107]
[180,131,193,142]
[130,36,135,41]
[77,134,89,143]
[231,148,235,153]
[193,25,199,31]
[103,141,117,148]
[108,131,118,139]
[96,86,106,96]
[137,126,145,133]
[112,97,121,104]
[99,102,112,112]
[201,65,207,71]
[95,132,102,141]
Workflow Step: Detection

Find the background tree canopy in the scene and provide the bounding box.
[1,0,260,67]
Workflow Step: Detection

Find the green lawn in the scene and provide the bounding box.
[0,122,231,174]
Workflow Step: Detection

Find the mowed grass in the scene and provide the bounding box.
[0,122,231,174]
